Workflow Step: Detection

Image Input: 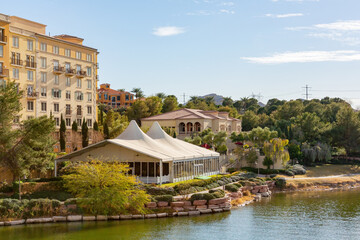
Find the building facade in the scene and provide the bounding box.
[0,13,99,152]
[141,108,242,137]
[98,83,135,108]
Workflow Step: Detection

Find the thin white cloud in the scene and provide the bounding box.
[242,51,360,64]
[287,20,360,45]
[221,2,234,6]
[265,13,303,18]
[152,26,186,37]
[272,0,319,2]
[315,20,360,31]
[187,9,235,16]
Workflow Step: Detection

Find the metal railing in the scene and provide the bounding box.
[10,58,23,66]
[25,61,36,68]
[0,35,7,43]
[53,66,65,73]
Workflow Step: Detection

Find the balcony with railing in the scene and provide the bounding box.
[53,66,65,75]
[65,68,76,77]
[0,67,9,77]
[27,91,38,99]
[0,35,7,44]
[76,70,86,78]
[25,61,36,69]
[11,58,23,66]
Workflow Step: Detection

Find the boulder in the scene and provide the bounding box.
[208,205,220,209]
[223,207,231,211]
[145,202,157,208]
[261,192,270,198]
[53,216,67,222]
[196,205,207,210]
[252,189,259,194]
[108,215,120,220]
[184,206,196,210]
[199,209,213,214]
[188,211,200,216]
[183,201,192,206]
[67,215,82,222]
[5,219,25,226]
[145,214,157,218]
[156,213,167,218]
[254,195,261,202]
[208,197,227,205]
[219,203,231,208]
[120,215,133,220]
[168,212,178,217]
[172,207,185,212]
[26,218,43,224]
[157,201,169,207]
[83,216,96,221]
[170,201,185,207]
[96,215,108,221]
[193,200,207,206]
[132,215,144,219]
[0,222,4,226]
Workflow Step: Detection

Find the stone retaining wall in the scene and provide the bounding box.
[0,181,276,227]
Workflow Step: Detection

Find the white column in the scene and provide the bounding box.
[160,160,163,185]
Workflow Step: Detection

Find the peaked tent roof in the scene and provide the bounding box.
[146,122,219,158]
[57,120,219,163]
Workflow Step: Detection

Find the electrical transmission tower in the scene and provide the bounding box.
[302,85,311,100]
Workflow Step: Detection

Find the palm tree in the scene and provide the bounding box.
[204,96,215,106]
[156,92,166,99]
[131,88,145,99]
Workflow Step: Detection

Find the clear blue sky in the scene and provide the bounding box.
[2,0,360,106]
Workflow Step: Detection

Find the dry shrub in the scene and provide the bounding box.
[242,190,251,196]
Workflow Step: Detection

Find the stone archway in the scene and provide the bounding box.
[194,122,201,132]
[179,122,185,134]
[186,122,193,133]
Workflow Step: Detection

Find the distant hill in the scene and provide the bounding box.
[200,93,224,105]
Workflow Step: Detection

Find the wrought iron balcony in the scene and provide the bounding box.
[53,66,65,74]
[65,68,76,76]
[10,58,23,66]
[76,70,86,78]
[25,61,36,69]
[0,35,7,44]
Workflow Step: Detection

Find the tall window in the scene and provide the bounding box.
[66,118,71,126]
[13,68,19,79]
[53,46,59,54]
[77,78,81,88]
[54,117,60,126]
[0,45,3,57]
[27,40,33,51]
[87,119,92,127]
[76,65,81,74]
[86,67,91,76]
[66,77,71,87]
[87,93,92,102]
[27,101,34,111]
[76,51,82,59]
[40,43,47,52]
[41,57,47,68]
[54,75,59,85]
[41,72,47,83]
[87,80,91,89]
[54,103,59,112]
[52,89,61,98]
[75,91,83,101]
[41,87,47,97]
[86,54,92,62]
[77,118,82,126]
[27,70,33,81]
[65,49,71,57]
[66,104,71,114]
[41,102,47,112]
[12,37,19,48]
[87,106,92,114]
[66,91,71,100]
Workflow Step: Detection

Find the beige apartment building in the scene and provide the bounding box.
[1,13,99,152]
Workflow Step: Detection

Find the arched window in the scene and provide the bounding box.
[194,122,201,132]
[186,122,193,133]
[179,122,185,134]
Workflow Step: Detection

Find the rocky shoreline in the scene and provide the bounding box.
[0,182,275,227]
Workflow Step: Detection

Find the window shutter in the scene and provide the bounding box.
[52,89,54,97]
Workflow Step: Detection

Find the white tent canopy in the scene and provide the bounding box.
[55,120,220,183]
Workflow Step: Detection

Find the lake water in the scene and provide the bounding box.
[1,189,360,240]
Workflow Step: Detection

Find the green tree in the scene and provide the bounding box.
[263,138,290,168]
[131,88,145,99]
[162,95,178,113]
[126,100,150,124]
[331,106,360,155]
[247,127,278,147]
[0,82,56,182]
[63,160,150,215]
[93,121,99,131]
[72,120,78,132]
[145,96,163,116]
[262,156,274,170]
[60,114,66,152]
[81,118,89,148]
[103,122,110,139]
[155,92,166,99]
[241,110,260,131]
[222,97,233,107]
[293,112,326,143]
[274,100,304,121]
